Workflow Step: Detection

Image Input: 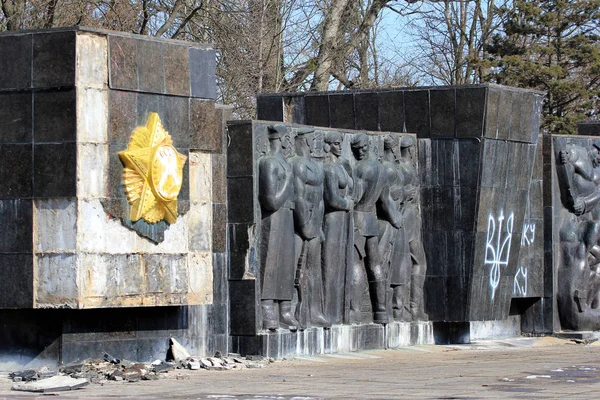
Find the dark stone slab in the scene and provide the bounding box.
[496,89,513,140]
[328,94,355,129]
[178,156,190,201]
[0,254,33,308]
[212,153,227,203]
[108,90,137,145]
[517,93,536,143]
[137,40,165,94]
[484,87,500,139]
[418,138,432,187]
[189,49,216,99]
[430,88,455,138]
[284,96,305,124]
[446,276,467,321]
[432,187,454,231]
[456,87,485,138]
[457,139,481,187]
[229,280,259,335]
[164,44,190,96]
[108,36,138,91]
[34,89,76,143]
[33,143,76,198]
[0,34,32,90]
[304,95,330,127]
[190,100,221,151]
[0,199,33,253]
[226,122,254,178]
[578,122,600,136]
[228,223,253,280]
[107,144,125,198]
[213,204,227,253]
[212,253,228,305]
[424,230,447,276]
[432,322,470,344]
[424,276,447,321]
[354,92,379,131]
[491,140,509,189]
[227,177,254,224]
[454,185,477,231]
[508,91,524,142]
[0,92,32,143]
[378,91,404,133]
[0,144,32,198]
[256,96,284,122]
[32,32,75,88]
[136,93,161,126]
[404,90,430,138]
[431,139,455,187]
[162,95,190,149]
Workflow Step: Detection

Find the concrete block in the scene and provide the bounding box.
[189,151,212,202]
[76,33,108,89]
[77,88,108,143]
[189,201,212,252]
[77,143,108,198]
[34,254,79,308]
[34,199,77,253]
[188,252,213,304]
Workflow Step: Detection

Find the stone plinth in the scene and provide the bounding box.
[0,27,221,310]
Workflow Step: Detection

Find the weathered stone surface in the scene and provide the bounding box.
[164,44,191,96]
[34,254,79,308]
[190,99,220,151]
[76,33,108,89]
[77,143,108,198]
[108,35,138,91]
[188,252,213,304]
[76,88,108,144]
[189,49,216,99]
[34,199,77,253]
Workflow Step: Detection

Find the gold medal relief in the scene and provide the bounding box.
[118,113,187,224]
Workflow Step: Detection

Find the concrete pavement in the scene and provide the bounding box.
[2,337,600,399]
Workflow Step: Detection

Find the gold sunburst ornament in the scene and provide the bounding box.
[118,113,187,224]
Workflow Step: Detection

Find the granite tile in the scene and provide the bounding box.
[164,44,190,96]
[0,254,33,308]
[226,122,254,178]
[305,95,330,127]
[212,153,226,203]
[190,99,220,151]
[0,34,32,90]
[108,35,138,91]
[0,144,32,199]
[136,93,161,126]
[189,48,216,99]
[0,199,33,253]
[0,92,32,143]
[378,91,404,133]
[257,96,284,122]
[354,92,379,131]
[33,143,76,198]
[213,203,227,253]
[34,89,76,143]
[108,90,137,145]
[430,88,455,138]
[229,280,259,335]
[137,40,165,94]
[456,87,485,138]
[162,95,190,149]
[404,90,430,138]
[32,32,76,88]
[329,94,355,129]
[484,87,500,138]
[228,177,255,223]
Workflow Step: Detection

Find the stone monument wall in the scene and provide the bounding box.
[0,27,229,365]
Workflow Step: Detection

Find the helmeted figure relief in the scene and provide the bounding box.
[321,131,354,325]
[258,125,299,331]
[556,139,600,330]
[290,127,330,328]
[397,135,429,321]
[349,133,401,324]
[379,134,413,321]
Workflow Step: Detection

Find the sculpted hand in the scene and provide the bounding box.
[573,198,586,215]
[346,199,355,211]
[391,216,402,229]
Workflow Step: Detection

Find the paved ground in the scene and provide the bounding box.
[2,337,600,399]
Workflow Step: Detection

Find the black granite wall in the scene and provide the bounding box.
[256,84,545,324]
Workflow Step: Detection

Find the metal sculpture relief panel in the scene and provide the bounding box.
[256,124,426,331]
[119,112,187,224]
[556,138,600,331]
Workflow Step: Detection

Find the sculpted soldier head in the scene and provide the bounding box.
[592,139,600,167]
[351,133,370,160]
[267,124,286,140]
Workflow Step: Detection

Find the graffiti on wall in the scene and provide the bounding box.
[485,210,514,300]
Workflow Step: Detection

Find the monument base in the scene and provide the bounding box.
[554,331,600,341]
[230,322,434,358]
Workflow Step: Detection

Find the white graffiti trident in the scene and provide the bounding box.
[484,210,514,300]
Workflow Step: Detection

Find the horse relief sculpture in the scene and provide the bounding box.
[257,125,426,331]
[556,138,600,331]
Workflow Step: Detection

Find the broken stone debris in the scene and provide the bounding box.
[168,337,191,361]
[7,349,274,392]
[12,375,89,393]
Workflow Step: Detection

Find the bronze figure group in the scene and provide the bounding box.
[258,125,428,331]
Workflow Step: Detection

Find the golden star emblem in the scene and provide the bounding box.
[118,113,187,224]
